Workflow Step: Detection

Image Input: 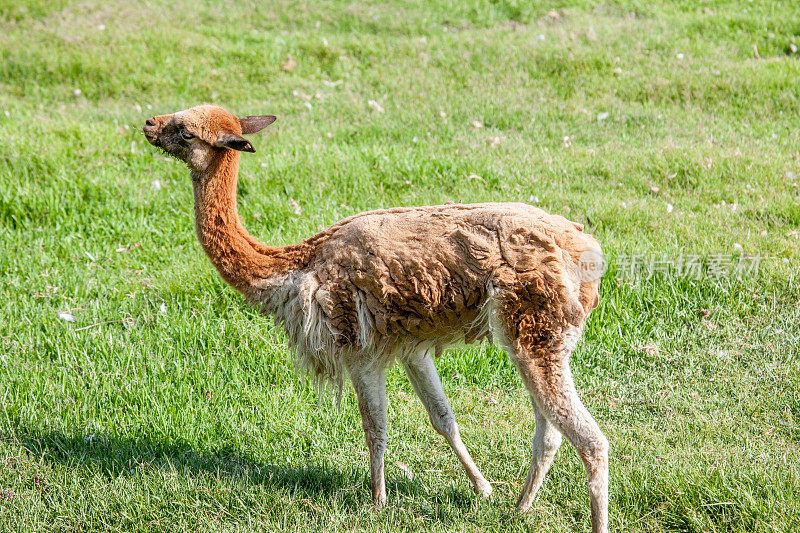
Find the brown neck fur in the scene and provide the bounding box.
[191,148,310,295]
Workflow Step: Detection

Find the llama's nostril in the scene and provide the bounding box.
[145,118,156,127]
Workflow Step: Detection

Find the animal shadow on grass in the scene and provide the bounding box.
[6,423,481,516]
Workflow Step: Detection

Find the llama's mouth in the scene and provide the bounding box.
[143,132,159,147]
[142,121,160,146]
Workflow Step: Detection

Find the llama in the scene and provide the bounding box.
[143,105,609,532]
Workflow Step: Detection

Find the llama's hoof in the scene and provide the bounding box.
[516,496,533,514]
[475,482,494,499]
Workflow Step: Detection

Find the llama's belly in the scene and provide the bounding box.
[311,217,499,348]
[258,269,489,387]
[311,267,491,348]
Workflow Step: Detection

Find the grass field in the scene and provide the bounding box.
[1,1,799,531]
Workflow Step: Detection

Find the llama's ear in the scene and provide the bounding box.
[239,115,277,135]
[215,133,255,153]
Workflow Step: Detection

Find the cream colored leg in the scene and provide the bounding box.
[517,398,563,512]
[349,361,389,506]
[403,351,493,497]
[514,352,609,533]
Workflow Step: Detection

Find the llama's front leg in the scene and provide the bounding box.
[402,351,493,497]
[349,362,389,506]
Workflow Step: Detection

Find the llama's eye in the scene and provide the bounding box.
[180,129,195,140]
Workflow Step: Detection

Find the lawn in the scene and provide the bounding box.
[1,0,799,531]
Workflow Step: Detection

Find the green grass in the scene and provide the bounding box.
[1,1,799,531]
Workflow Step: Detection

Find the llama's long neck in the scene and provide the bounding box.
[191,149,309,296]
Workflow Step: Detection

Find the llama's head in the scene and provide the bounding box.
[143,105,276,172]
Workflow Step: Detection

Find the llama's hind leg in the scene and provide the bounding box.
[402,351,493,497]
[348,361,389,506]
[516,398,563,512]
[512,339,608,533]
